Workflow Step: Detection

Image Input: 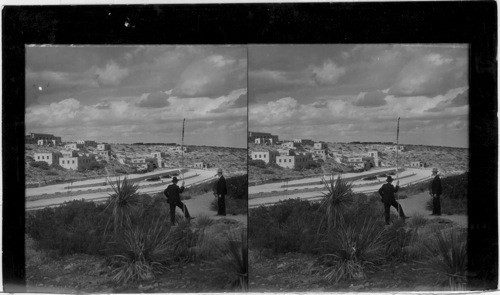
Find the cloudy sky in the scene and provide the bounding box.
[26,46,247,148]
[249,44,468,148]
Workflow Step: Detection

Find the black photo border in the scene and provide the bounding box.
[3,2,497,290]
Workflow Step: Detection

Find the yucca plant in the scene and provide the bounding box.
[321,218,386,283]
[105,177,140,234]
[110,217,180,283]
[425,228,467,289]
[319,175,354,231]
[213,229,248,290]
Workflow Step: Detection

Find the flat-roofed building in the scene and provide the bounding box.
[313,149,327,160]
[65,143,84,150]
[59,155,92,170]
[277,148,296,156]
[131,158,146,164]
[97,143,111,151]
[77,140,97,147]
[410,161,425,168]
[367,150,380,167]
[276,154,313,169]
[251,150,279,164]
[293,139,314,146]
[61,150,78,158]
[281,142,298,149]
[248,131,279,144]
[96,150,112,160]
[314,142,328,150]
[175,146,188,152]
[193,162,210,169]
[151,152,164,167]
[34,152,62,165]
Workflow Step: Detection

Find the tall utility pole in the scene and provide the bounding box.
[181,118,186,179]
[396,117,401,216]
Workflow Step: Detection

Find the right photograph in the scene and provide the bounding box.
[247,44,469,292]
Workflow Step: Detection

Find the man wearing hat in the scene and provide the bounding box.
[164,177,192,225]
[429,168,442,216]
[378,175,407,225]
[214,168,228,216]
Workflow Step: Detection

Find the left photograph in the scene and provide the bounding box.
[24,45,248,292]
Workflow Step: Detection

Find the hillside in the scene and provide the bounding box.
[248,142,468,184]
[25,144,246,186]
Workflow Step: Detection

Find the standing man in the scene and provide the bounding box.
[429,168,442,216]
[378,176,407,225]
[214,168,228,216]
[164,177,192,225]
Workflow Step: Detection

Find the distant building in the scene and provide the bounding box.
[64,143,84,150]
[276,154,313,169]
[251,150,279,164]
[346,156,373,170]
[255,137,277,144]
[97,143,111,151]
[281,142,298,149]
[313,149,327,160]
[26,133,61,145]
[367,150,380,167]
[277,148,296,156]
[314,142,328,150]
[389,145,405,152]
[61,150,78,158]
[96,150,112,161]
[131,158,146,164]
[410,161,426,168]
[76,140,97,147]
[33,152,62,166]
[293,139,314,146]
[193,162,210,169]
[249,131,279,144]
[59,155,92,170]
[175,146,188,152]
[151,152,164,167]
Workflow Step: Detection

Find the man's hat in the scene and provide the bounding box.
[386,176,394,182]
[432,168,439,173]
[172,177,178,183]
[217,168,223,174]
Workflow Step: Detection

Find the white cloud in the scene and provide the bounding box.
[95,61,129,86]
[312,60,346,85]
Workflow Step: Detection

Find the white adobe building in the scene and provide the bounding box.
[276,154,313,169]
[33,152,62,165]
[251,150,280,164]
[96,150,112,161]
[410,161,426,168]
[76,140,97,147]
[59,155,92,170]
[313,149,327,160]
[277,148,296,156]
[314,142,328,150]
[281,142,298,149]
[65,143,84,150]
[367,150,380,167]
[97,143,111,151]
[61,150,78,158]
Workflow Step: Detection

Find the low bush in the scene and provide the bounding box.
[249,199,323,254]
[30,161,50,170]
[363,176,377,181]
[26,200,109,256]
[46,170,59,176]
[249,160,266,168]
[261,169,274,174]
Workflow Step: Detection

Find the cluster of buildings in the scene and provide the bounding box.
[25,132,62,146]
[33,141,113,170]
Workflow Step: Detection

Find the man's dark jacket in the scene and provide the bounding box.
[378,182,399,203]
[216,176,227,195]
[164,183,184,204]
[431,175,442,195]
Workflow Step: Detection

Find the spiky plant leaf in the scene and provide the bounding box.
[318,175,354,230]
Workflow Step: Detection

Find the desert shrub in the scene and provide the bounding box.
[26,200,109,256]
[249,160,266,168]
[196,214,213,228]
[46,170,58,176]
[383,219,417,261]
[89,162,103,170]
[261,169,274,174]
[105,177,141,234]
[425,228,467,289]
[30,161,50,170]
[319,175,354,230]
[114,168,128,174]
[320,217,387,283]
[212,229,248,290]
[249,199,322,254]
[108,217,181,283]
[226,174,248,200]
[363,176,377,181]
